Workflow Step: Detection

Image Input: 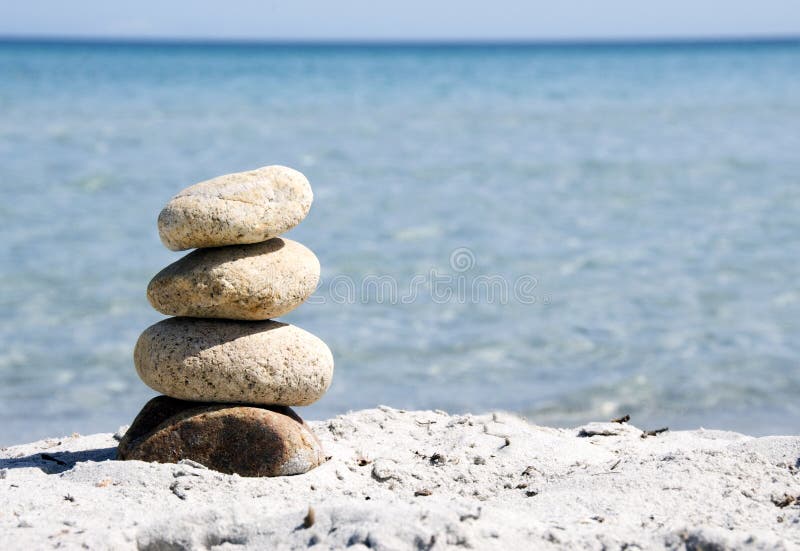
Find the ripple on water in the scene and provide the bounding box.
[1,41,800,443]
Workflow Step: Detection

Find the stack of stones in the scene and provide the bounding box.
[117,166,334,477]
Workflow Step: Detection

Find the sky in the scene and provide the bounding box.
[1,1,799,42]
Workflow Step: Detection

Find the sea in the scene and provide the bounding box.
[1,39,799,445]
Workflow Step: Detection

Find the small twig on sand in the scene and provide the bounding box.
[40,453,67,466]
[415,420,437,433]
[484,425,512,446]
[772,494,797,508]
[578,429,619,437]
[302,506,316,528]
[640,427,669,439]
[591,459,624,476]
[611,414,630,424]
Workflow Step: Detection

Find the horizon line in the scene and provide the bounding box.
[1,33,800,48]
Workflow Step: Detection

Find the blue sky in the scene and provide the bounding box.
[1,1,799,41]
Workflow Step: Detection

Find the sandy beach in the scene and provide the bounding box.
[1,407,798,550]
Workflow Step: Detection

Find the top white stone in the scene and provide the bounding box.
[157,165,313,251]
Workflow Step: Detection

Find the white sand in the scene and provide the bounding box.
[1,407,798,550]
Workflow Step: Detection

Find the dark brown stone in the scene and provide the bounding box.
[117,396,324,477]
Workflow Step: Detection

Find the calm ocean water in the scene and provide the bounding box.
[1,40,799,445]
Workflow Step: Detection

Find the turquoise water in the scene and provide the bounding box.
[1,40,799,445]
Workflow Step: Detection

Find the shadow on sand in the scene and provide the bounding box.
[0,447,117,474]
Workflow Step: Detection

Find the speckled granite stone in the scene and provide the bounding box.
[157,165,313,251]
[134,318,334,406]
[147,238,319,320]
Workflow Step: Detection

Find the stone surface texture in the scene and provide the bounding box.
[157,165,313,251]
[134,318,334,406]
[147,238,320,320]
[116,396,324,477]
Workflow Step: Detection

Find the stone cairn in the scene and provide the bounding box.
[117,166,333,477]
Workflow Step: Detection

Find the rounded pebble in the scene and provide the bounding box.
[135,318,334,406]
[157,165,313,251]
[147,238,319,320]
[117,396,325,476]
